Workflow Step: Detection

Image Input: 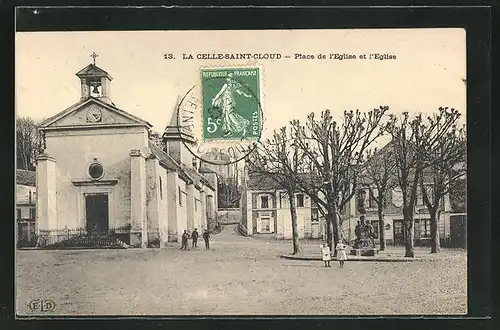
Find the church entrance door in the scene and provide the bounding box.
[85,193,109,235]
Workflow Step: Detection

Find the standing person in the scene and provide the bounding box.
[355,221,361,239]
[336,239,348,268]
[203,229,211,250]
[180,230,189,250]
[321,244,332,267]
[191,228,199,248]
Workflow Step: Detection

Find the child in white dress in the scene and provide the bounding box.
[336,241,347,268]
[321,244,331,267]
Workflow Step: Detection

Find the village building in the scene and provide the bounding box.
[340,176,453,246]
[239,171,325,239]
[240,145,465,247]
[339,142,460,246]
[35,60,217,248]
[199,149,238,183]
[16,169,37,246]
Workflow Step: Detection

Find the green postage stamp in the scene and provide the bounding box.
[201,67,262,141]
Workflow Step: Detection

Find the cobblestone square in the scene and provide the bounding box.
[16,226,467,316]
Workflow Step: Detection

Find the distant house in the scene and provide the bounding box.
[16,169,37,246]
[340,144,457,247]
[200,149,238,182]
[340,179,453,246]
[240,171,325,239]
[240,143,464,247]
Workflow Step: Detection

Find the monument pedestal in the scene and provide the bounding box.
[352,217,378,256]
[350,248,379,256]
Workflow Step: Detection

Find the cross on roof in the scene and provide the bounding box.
[90,52,99,65]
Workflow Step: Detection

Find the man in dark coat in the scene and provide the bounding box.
[180,230,189,250]
[354,221,361,239]
[203,229,210,250]
[191,228,199,248]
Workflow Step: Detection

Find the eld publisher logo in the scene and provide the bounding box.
[27,298,56,312]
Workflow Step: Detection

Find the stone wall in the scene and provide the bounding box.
[44,127,148,231]
[216,209,241,224]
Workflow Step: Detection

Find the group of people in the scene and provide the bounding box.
[180,228,211,250]
[322,241,348,268]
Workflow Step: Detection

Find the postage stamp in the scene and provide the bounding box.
[201,67,262,141]
[175,66,264,165]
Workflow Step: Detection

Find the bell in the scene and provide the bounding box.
[92,85,100,94]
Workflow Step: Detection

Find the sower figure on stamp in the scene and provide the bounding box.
[180,230,190,250]
[203,229,211,250]
[211,73,251,137]
[191,228,199,248]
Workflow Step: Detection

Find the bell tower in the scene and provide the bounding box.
[163,95,197,166]
[76,52,113,104]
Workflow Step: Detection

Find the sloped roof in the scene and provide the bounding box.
[163,95,195,142]
[38,97,152,129]
[16,169,36,187]
[183,165,215,191]
[76,64,113,80]
[147,141,215,191]
[199,166,216,174]
[247,173,280,190]
[361,140,440,185]
[148,140,178,171]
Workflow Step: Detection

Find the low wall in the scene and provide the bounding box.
[216,209,241,224]
[237,223,248,236]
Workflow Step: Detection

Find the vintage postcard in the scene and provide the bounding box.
[15,27,467,316]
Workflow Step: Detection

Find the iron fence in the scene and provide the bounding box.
[17,220,37,248]
[34,225,131,248]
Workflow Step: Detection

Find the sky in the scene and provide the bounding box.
[16,29,466,137]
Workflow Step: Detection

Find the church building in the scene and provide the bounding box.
[35,59,217,248]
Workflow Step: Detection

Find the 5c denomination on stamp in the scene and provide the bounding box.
[177,66,263,165]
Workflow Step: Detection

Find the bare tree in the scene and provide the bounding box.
[148,130,164,148]
[249,127,303,254]
[16,117,41,170]
[385,108,461,257]
[218,177,241,208]
[291,107,388,254]
[419,107,465,253]
[362,146,397,251]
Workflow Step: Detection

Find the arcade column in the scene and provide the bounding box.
[36,154,57,246]
[130,150,147,248]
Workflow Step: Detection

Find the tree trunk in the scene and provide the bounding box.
[331,204,340,257]
[377,208,386,251]
[403,206,415,257]
[430,209,441,253]
[326,213,333,253]
[288,191,300,255]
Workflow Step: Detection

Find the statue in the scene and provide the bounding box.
[357,189,367,215]
[38,131,46,154]
[351,189,378,255]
